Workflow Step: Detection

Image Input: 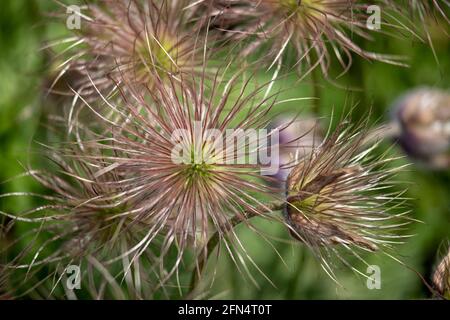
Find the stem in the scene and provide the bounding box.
[186,200,284,299]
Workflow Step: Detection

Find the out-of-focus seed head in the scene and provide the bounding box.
[392,88,450,169]
[51,0,205,97]
[196,0,405,76]
[284,121,410,278]
[432,246,450,299]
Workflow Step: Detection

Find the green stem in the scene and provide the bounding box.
[186,200,284,299]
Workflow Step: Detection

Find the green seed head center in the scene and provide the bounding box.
[135,35,178,78]
[276,0,322,18]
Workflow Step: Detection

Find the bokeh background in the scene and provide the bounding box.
[0,0,449,299]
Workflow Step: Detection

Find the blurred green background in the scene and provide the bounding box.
[0,0,449,299]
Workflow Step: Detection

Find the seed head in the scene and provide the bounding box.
[86,72,283,267]
[6,67,288,287]
[197,0,405,76]
[51,0,205,97]
[284,121,410,278]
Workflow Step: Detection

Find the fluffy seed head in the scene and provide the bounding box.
[51,0,205,97]
[2,67,289,294]
[31,66,289,283]
[197,0,405,76]
[109,76,279,251]
[284,121,410,278]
